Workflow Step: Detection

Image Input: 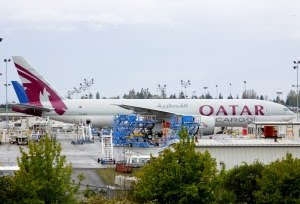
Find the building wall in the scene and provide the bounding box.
[196,146,300,169]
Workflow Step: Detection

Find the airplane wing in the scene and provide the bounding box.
[116,104,181,120]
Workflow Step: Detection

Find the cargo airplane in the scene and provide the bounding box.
[10,56,295,135]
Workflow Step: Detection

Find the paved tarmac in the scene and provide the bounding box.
[0,133,161,188]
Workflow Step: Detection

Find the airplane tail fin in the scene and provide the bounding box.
[11,56,67,115]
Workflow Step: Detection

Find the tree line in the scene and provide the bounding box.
[91,88,300,107]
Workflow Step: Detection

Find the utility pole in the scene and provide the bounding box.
[294,61,300,121]
[243,81,247,99]
[4,58,11,129]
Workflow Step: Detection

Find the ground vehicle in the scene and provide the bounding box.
[126,154,151,167]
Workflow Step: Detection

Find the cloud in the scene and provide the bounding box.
[3,0,298,32]
[0,0,181,31]
[1,0,300,101]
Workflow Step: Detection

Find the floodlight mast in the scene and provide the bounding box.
[229,83,232,98]
[4,58,11,129]
[203,86,208,98]
[181,80,191,99]
[157,84,167,99]
[243,81,247,99]
[293,60,300,121]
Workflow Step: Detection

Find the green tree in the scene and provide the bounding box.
[222,162,264,203]
[286,90,297,107]
[82,187,135,204]
[0,176,14,203]
[170,94,177,99]
[133,128,217,203]
[242,89,257,99]
[205,92,213,99]
[83,194,136,204]
[178,91,185,99]
[227,94,233,99]
[259,95,264,100]
[255,153,300,203]
[211,164,235,203]
[95,92,100,99]
[12,135,82,204]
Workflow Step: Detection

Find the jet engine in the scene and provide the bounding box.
[199,115,215,135]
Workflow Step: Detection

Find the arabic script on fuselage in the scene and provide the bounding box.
[157,103,188,109]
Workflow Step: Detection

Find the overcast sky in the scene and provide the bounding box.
[1,0,300,102]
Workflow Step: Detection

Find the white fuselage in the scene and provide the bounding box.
[42,99,295,128]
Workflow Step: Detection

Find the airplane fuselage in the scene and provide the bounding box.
[43,99,295,128]
[11,57,295,134]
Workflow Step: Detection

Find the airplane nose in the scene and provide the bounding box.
[288,110,295,115]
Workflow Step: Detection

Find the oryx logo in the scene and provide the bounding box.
[201,122,208,128]
[15,63,67,115]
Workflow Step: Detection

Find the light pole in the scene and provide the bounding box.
[292,85,299,112]
[67,91,73,99]
[79,82,87,98]
[157,84,167,99]
[203,87,208,98]
[294,60,300,121]
[181,80,191,99]
[84,78,94,98]
[192,91,196,99]
[229,83,232,98]
[276,91,283,103]
[4,59,11,129]
[243,81,247,99]
[73,87,81,99]
[215,85,218,99]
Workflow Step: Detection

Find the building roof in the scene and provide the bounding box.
[250,121,300,125]
[0,166,20,171]
[196,138,300,147]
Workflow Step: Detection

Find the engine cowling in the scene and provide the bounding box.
[198,115,215,135]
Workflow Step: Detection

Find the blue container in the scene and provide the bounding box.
[182,116,194,123]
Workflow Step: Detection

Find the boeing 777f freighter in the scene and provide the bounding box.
[11,56,295,135]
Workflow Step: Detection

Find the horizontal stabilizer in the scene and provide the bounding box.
[11,103,53,112]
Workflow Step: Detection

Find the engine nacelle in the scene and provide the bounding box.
[198,115,215,135]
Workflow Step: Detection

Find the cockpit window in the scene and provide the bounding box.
[284,108,289,111]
